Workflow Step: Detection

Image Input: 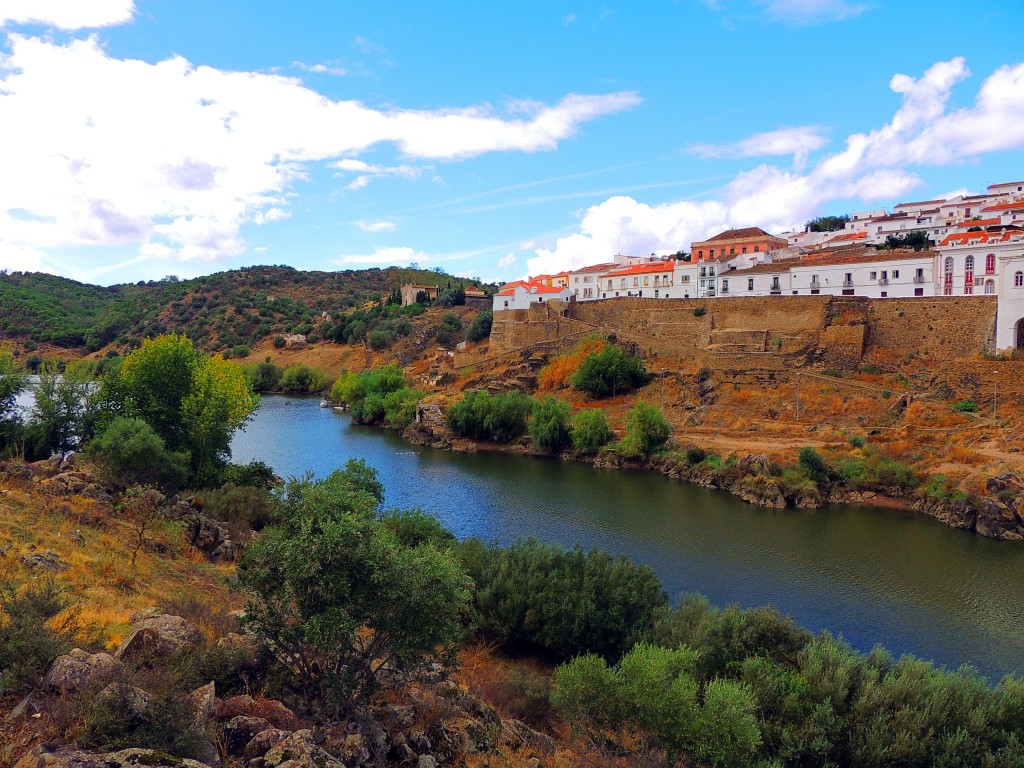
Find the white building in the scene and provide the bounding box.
[493,282,573,311]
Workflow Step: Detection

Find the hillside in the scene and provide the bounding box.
[0,266,491,357]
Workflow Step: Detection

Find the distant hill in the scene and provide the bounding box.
[0,265,491,355]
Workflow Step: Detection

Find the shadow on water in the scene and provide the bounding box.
[232,395,1024,680]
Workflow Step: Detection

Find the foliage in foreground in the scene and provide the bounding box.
[457,537,668,661]
[239,461,470,717]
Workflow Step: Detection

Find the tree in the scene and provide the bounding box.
[879,231,932,251]
[618,402,670,458]
[239,464,470,717]
[529,396,571,452]
[0,349,26,455]
[571,408,613,453]
[87,417,189,493]
[570,345,648,398]
[26,362,96,458]
[114,334,258,484]
[466,310,493,342]
[806,215,850,233]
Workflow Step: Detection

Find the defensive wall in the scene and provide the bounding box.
[489,295,999,387]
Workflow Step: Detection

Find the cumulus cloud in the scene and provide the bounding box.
[498,253,518,269]
[0,34,640,271]
[688,126,829,169]
[0,0,135,30]
[333,158,424,190]
[354,220,397,233]
[527,58,1024,277]
[761,0,868,24]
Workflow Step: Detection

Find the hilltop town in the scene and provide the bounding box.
[493,179,1024,352]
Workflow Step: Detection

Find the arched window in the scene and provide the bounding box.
[1015,271,1023,288]
[944,256,954,274]
[985,279,995,295]
[986,254,996,274]
[965,255,975,272]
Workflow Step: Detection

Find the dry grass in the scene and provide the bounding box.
[537,336,606,392]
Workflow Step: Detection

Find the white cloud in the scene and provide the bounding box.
[528,58,1024,276]
[291,60,348,77]
[0,0,135,30]
[354,220,397,232]
[0,34,640,268]
[331,246,432,267]
[761,0,868,24]
[498,253,518,269]
[688,126,829,169]
[332,158,424,189]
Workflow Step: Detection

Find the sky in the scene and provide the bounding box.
[0,1,1022,287]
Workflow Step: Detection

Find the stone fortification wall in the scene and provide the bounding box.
[489,296,999,383]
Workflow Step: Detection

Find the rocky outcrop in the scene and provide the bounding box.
[14,747,212,768]
[914,475,1024,541]
[115,611,201,661]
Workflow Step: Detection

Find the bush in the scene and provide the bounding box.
[683,446,707,465]
[436,311,463,346]
[247,360,282,392]
[201,483,277,533]
[457,538,668,661]
[381,508,457,550]
[272,335,287,348]
[953,399,979,413]
[797,447,829,483]
[836,452,918,492]
[693,306,707,317]
[446,389,534,443]
[382,387,423,430]
[221,459,277,488]
[570,345,649,398]
[529,396,571,452]
[849,434,867,449]
[618,402,670,458]
[0,580,84,695]
[279,364,331,393]
[571,408,613,453]
[87,417,189,493]
[231,344,251,358]
[466,310,493,342]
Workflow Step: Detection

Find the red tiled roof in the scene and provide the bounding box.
[983,201,1024,212]
[895,199,947,207]
[529,285,572,294]
[605,261,676,277]
[940,231,1024,246]
[570,262,617,274]
[957,218,1001,229]
[698,227,783,242]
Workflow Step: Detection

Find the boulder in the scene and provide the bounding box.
[42,472,88,495]
[986,473,1024,495]
[216,695,298,730]
[97,683,151,720]
[224,716,273,755]
[115,613,200,661]
[416,757,439,768]
[43,649,119,693]
[498,720,555,755]
[19,551,69,572]
[975,498,1024,541]
[262,730,344,768]
[14,747,212,768]
[189,681,217,724]
[242,729,291,761]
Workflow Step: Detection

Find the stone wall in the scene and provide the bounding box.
[489,295,999,384]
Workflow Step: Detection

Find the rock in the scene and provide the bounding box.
[0,461,34,480]
[42,472,87,495]
[738,454,772,473]
[498,720,555,755]
[242,729,291,761]
[14,747,213,768]
[262,730,344,768]
[339,734,369,767]
[44,649,119,693]
[183,515,230,556]
[416,757,439,768]
[216,695,298,730]
[975,498,1024,541]
[389,742,417,763]
[408,731,431,754]
[80,484,113,504]
[115,613,200,660]
[189,681,217,724]
[19,551,69,572]
[68,530,86,546]
[379,703,416,729]
[97,683,151,720]
[986,473,1024,495]
[6,693,42,722]
[224,716,273,756]
[916,497,977,530]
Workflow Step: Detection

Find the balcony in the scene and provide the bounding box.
[721,285,729,293]
[878,278,889,286]
[810,280,821,290]
[705,290,717,297]
[842,279,854,287]
[913,275,925,283]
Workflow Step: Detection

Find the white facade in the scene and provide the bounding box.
[493,284,573,311]
[996,253,1024,350]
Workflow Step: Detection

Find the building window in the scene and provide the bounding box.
[945,256,954,274]
[985,279,995,294]
[729,248,735,255]
[893,270,900,278]
[1016,271,1024,288]
[965,255,975,272]
[709,249,715,258]
[869,271,877,280]
[698,250,703,258]
[633,277,639,287]
[986,254,996,274]
[915,288,924,296]
[748,278,754,291]
[754,246,760,252]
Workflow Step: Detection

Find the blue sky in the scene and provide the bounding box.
[0,0,1022,286]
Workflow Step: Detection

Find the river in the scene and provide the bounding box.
[231,395,1024,681]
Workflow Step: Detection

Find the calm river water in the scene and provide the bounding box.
[231,395,1024,680]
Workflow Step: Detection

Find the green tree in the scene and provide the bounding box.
[618,402,670,458]
[0,349,27,455]
[570,345,648,398]
[529,396,571,452]
[239,464,470,717]
[806,215,851,233]
[466,310,493,342]
[571,408,613,453]
[112,334,258,484]
[26,363,95,458]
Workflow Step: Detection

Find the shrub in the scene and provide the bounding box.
[87,417,189,493]
[849,434,867,448]
[953,399,979,413]
[571,408,613,453]
[279,364,331,393]
[618,402,670,458]
[248,360,282,392]
[0,580,84,695]
[836,452,918,492]
[436,311,463,346]
[382,387,423,430]
[231,344,251,359]
[446,389,533,443]
[693,306,707,317]
[797,447,829,483]
[221,459,277,488]
[683,446,707,465]
[272,335,287,349]
[201,483,277,534]
[570,345,648,398]
[466,310,493,342]
[457,538,668,661]
[381,508,457,550]
[529,396,571,452]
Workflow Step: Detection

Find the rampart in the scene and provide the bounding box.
[488,295,998,384]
